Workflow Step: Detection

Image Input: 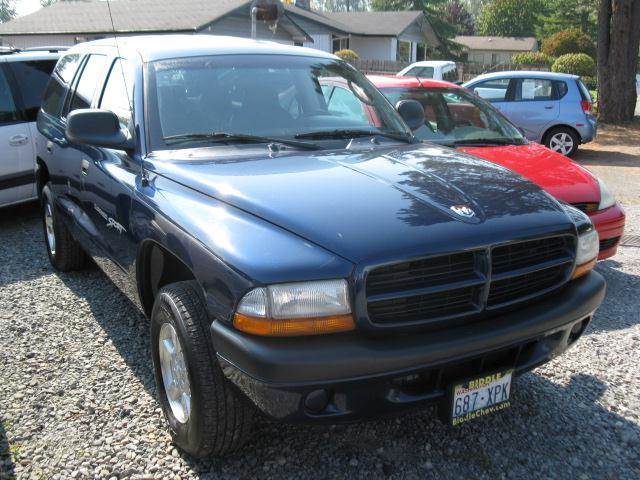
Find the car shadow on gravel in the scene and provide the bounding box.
[593,259,640,331]
[177,372,639,479]
[0,421,16,480]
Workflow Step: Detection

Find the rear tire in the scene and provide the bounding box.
[41,183,87,271]
[150,281,254,458]
[544,127,579,157]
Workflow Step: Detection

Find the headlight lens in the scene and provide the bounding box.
[573,228,599,279]
[597,178,616,210]
[234,279,354,336]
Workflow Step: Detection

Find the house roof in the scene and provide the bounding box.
[323,10,427,37]
[454,36,538,52]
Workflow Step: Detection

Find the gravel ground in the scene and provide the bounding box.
[1,206,639,478]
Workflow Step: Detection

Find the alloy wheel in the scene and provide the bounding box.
[549,132,574,156]
[159,322,192,423]
[44,200,56,256]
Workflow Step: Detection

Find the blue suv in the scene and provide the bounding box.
[36,36,604,456]
[463,71,597,157]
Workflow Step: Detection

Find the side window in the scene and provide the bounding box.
[41,53,81,117]
[554,80,568,99]
[0,67,18,124]
[515,78,555,101]
[471,78,511,102]
[99,58,133,130]
[66,54,108,115]
[9,60,57,121]
[326,86,369,123]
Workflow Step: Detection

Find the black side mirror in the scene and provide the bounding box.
[65,109,134,151]
[396,100,425,131]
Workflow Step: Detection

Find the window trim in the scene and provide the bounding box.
[62,53,108,120]
[97,57,135,134]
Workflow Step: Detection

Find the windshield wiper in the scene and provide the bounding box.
[163,132,319,150]
[446,138,520,147]
[295,129,414,143]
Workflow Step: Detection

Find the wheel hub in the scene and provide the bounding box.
[159,323,192,423]
[549,132,574,155]
[44,201,56,256]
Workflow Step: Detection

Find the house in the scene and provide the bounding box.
[0,0,439,63]
[455,36,538,65]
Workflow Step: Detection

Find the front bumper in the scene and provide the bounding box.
[590,202,626,259]
[211,272,605,422]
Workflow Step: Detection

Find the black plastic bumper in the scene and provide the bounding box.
[211,272,605,422]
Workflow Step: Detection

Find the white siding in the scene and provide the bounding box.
[350,36,395,61]
[468,50,521,65]
[304,34,330,53]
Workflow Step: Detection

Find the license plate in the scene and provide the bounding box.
[451,369,513,426]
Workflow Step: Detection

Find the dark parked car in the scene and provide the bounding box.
[36,35,605,457]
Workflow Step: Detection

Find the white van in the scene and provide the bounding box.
[397,61,459,82]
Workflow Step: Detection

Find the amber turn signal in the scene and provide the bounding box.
[233,313,355,337]
[572,258,597,280]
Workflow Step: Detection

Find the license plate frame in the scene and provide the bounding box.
[450,369,513,426]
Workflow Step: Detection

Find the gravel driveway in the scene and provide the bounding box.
[1,193,639,477]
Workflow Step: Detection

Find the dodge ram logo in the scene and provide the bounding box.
[450,204,475,218]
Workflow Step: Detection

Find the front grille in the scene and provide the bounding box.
[365,235,575,328]
[599,236,620,251]
[572,202,599,214]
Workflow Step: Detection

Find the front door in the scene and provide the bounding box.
[0,64,35,206]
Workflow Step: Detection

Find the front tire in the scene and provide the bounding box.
[150,281,254,458]
[544,127,579,157]
[41,183,87,271]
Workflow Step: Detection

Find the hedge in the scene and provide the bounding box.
[551,53,596,77]
[334,49,359,62]
[511,51,555,68]
[542,29,596,58]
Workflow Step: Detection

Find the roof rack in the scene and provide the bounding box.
[0,46,69,55]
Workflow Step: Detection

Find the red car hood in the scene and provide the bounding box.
[458,142,600,204]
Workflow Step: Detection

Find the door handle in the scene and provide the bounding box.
[81,159,90,176]
[9,134,28,146]
[544,106,554,110]
[46,140,54,153]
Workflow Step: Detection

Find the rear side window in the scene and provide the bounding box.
[67,54,108,114]
[576,79,592,102]
[0,67,18,123]
[99,58,134,130]
[9,60,57,121]
[515,78,555,101]
[41,53,81,116]
[471,78,510,102]
[554,80,569,99]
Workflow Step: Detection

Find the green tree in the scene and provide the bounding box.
[477,0,541,37]
[371,0,460,56]
[0,0,15,22]
[442,0,475,35]
[542,28,596,58]
[537,0,598,38]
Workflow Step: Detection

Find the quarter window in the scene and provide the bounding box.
[67,54,108,114]
[0,67,18,124]
[99,58,133,130]
[9,60,57,121]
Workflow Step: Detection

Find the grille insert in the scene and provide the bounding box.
[599,236,620,250]
[364,235,574,328]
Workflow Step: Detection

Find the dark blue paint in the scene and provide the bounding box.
[36,43,579,330]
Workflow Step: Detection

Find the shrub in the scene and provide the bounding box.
[334,49,358,62]
[542,28,596,58]
[551,53,596,77]
[511,51,554,68]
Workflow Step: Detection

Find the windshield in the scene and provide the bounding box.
[147,54,410,150]
[380,87,525,146]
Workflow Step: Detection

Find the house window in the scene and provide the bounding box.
[416,43,428,61]
[491,53,499,65]
[332,35,349,53]
[397,41,411,63]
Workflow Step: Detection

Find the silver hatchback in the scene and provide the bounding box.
[463,71,596,157]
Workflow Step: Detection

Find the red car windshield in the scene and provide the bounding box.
[380,87,526,147]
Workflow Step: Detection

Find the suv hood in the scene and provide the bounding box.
[147,143,574,264]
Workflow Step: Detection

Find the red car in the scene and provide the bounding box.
[369,75,625,259]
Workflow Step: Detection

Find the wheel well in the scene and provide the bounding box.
[542,125,582,145]
[138,241,196,316]
[36,158,50,199]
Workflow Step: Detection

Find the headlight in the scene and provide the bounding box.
[597,178,616,210]
[234,279,355,336]
[573,228,599,279]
